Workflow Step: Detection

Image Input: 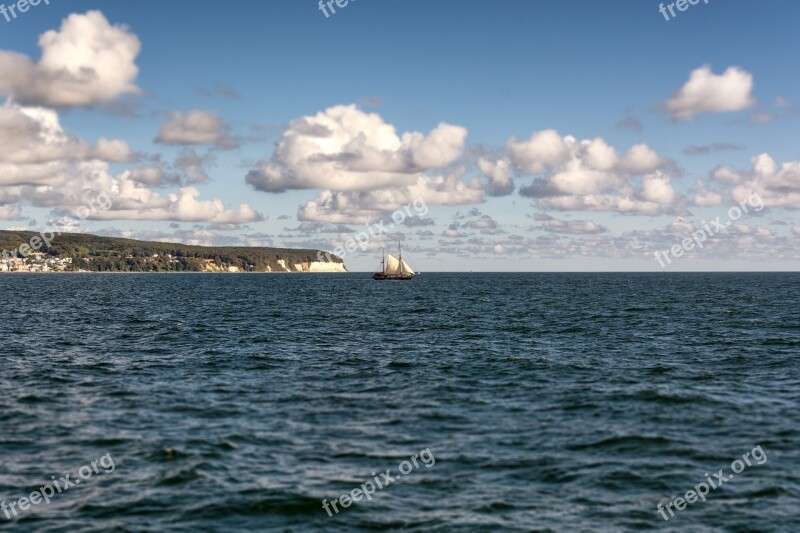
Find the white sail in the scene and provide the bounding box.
[400,259,415,274]
[385,253,401,274]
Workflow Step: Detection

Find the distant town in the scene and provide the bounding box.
[1,252,74,273]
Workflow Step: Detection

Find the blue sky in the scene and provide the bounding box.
[0,0,798,271]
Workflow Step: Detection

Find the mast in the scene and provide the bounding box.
[381,247,385,273]
[398,242,404,273]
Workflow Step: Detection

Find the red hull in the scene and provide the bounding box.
[372,272,413,281]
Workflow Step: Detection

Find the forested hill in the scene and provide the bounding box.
[0,231,343,273]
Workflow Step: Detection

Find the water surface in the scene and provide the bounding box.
[0,273,798,531]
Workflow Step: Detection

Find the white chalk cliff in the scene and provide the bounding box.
[295,261,347,273]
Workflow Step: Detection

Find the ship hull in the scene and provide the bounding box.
[372,272,414,281]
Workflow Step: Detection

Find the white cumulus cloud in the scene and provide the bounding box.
[246,104,468,193]
[664,65,756,121]
[156,110,238,148]
[510,131,677,215]
[0,11,141,107]
[711,153,800,209]
[298,172,483,225]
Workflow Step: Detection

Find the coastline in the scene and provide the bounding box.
[0,270,349,275]
[1,232,346,275]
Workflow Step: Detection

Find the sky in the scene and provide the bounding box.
[0,0,798,271]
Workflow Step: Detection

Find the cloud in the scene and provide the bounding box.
[729,95,800,126]
[245,104,468,193]
[0,105,88,167]
[359,96,383,107]
[507,129,571,174]
[710,153,800,209]
[618,144,669,174]
[0,11,141,108]
[748,112,776,124]
[744,96,799,124]
[411,211,800,264]
[540,218,608,235]
[244,105,481,223]
[445,215,502,236]
[175,149,216,184]
[284,222,354,234]
[90,185,263,224]
[15,157,262,226]
[95,227,248,247]
[666,217,695,234]
[730,224,772,237]
[98,95,144,118]
[691,180,725,207]
[641,173,676,204]
[510,131,677,215]
[92,138,135,162]
[298,171,483,224]
[296,190,389,226]
[464,216,499,231]
[122,150,216,187]
[775,95,798,114]
[477,157,515,196]
[240,232,275,247]
[454,207,482,220]
[0,103,260,226]
[195,82,239,100]
[0,204,22,220]
[664,65,756,121]
[0,106,132,181]
[0,105,141,192]
[156,110,239,149]
[403,216,435,227]
[441,225,466,238]
[616,116,643,132]
[126,165,178,187]
[0,103,125,184]
[683,143,745,156]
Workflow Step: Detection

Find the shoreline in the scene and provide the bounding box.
[0,270,349,275]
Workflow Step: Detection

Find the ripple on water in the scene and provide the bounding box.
[0,272,798,531]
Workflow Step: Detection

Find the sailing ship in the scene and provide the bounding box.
[372,244,415,281]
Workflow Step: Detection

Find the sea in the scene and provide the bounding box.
[0,272,798,532]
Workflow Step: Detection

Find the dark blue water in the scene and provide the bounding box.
[1,273,798,532]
